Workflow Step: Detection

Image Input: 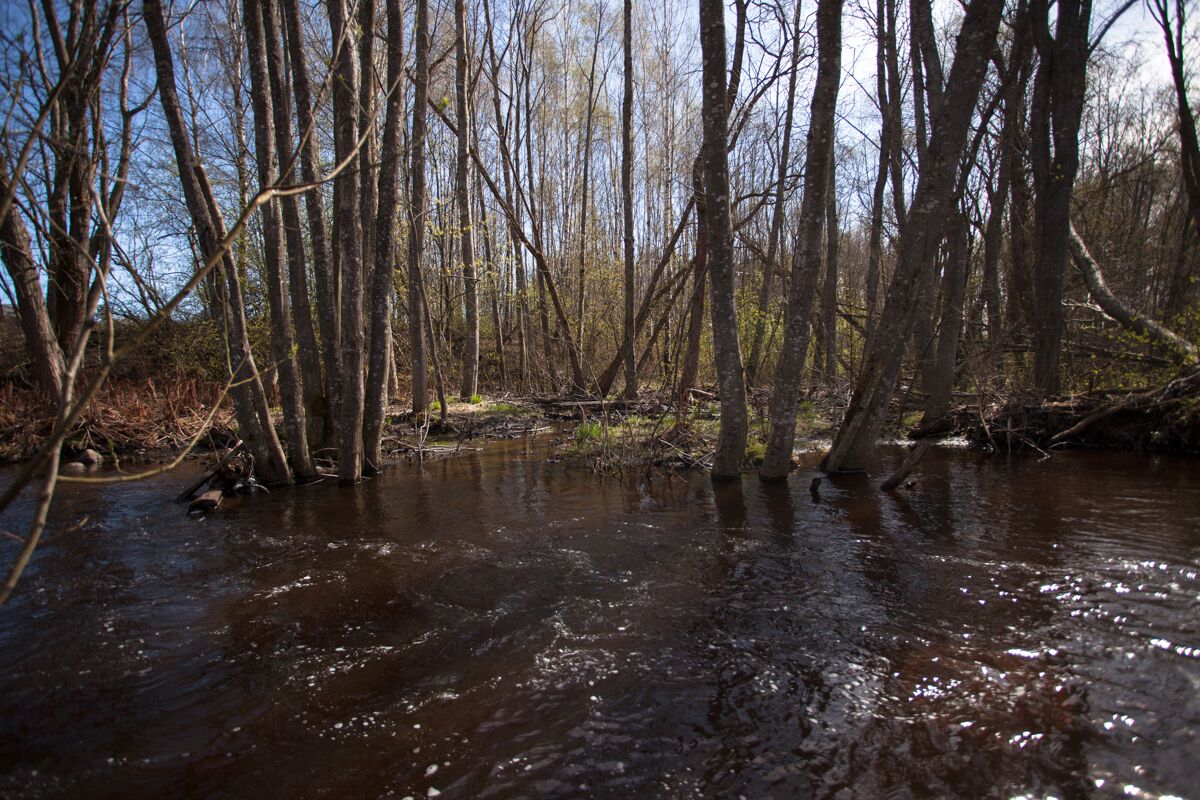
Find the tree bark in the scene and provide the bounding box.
[760,0,842,480]
[1030,0,1091,397]
[407,0,431,413]
[822,0,1004,474]
[698,0,749,479]
[143,0,291,485]
[261,0,326,449]
[364,0,405,469]
[327,0,366,483]
[244,0,314,479]
[621,0,638,400]
[747,0,803,386]
[455,0,480,400]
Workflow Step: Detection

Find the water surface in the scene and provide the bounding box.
[1,438,1197,798]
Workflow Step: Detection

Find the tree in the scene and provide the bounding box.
[822,0,1005,474]
[456,0,480,400]
[621,0,638,400]
[760,0,843,480]
[698,0,749,479]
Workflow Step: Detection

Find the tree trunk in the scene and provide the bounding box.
[760,0,842,480]
[143,0,291,485]
[1030,0,1091,397]
[621,0,638,400]
[327,0,366,483]
[261,0,326,449]
[407,0,431,413]
[819,173,840,382]
[281,0,339,439]
[244,0,314,479]
[363,0,405,470]
[747,0,803,386]
[455,0,480,400]
[698,0,749,479]
[919,211,970,427]
[822,0,1004,474]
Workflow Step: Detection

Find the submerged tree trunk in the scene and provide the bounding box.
[822,0,1004,474]
[244,0,314,480]
[760,0,842,480]
[698,0,749,479]
[363,0,405,470]
[327,0,366,483]
[144,0,291,485]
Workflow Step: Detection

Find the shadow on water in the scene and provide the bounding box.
[1,438,1198,798]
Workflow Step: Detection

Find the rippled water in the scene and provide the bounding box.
[1,438,1198,798]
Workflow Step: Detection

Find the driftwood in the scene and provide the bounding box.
[187,489,224,515]
[881,441,932,491]
[175,441,243,502]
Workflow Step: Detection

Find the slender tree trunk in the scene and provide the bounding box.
[455,0,480,400]
[144,0,291,484]
[621,0,638,400]
[407,0,431,413]
[822,0,1004,474]
[576,12,602,356]
[280,0,338,441]
[244,0,314,479]
[261,0,325,449]
[327,0,366,483]
[760,0,842,480]
[747,0,803,386]
[0,159,66,398]
[1030,0,1091,397]
[820,184,840,381]
[919,211,970,427]
[698,0,749,479]
[363,0,405,470]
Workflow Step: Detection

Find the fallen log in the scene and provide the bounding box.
[187,489,224,516]
[881,441,933,491]
[175,441,243,502]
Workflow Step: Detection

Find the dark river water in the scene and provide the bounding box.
[1,437,1198,799]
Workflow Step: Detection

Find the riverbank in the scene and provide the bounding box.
[4,368,1197,476]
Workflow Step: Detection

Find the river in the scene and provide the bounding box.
[1,437,1197,798]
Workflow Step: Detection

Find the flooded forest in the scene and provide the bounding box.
[1,0,1199,796]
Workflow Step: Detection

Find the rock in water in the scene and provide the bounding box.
[78,449,104,467]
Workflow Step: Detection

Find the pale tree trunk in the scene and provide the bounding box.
[261,0,325,449]
[1030,0,1091,397]
[746,0,803,386]
[1068,223,1199,364]
[759,0,842,480]
[455,0,480,400]
[281,0,339,438]
[244,0,314,479]
[327,0,366,483]
[143,0,291,484]
[407,0,431,413]
[822,0,1004,474]
[698,0,749,479]
[621,0,638,400]
[363,0,405,470]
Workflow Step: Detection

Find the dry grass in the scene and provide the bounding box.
[0,377,234,463]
